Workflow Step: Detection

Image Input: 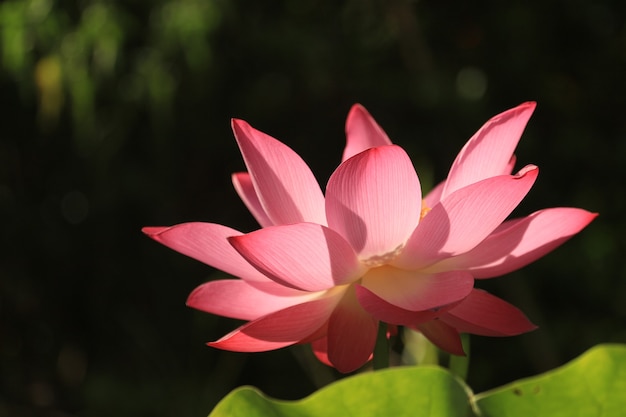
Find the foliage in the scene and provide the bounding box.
[210,345,626,417]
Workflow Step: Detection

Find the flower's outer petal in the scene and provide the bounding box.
[442,102,536,199]
[504,154,517,175]
[311,336,333,367]
[229,223,367,292]
[413,320,465,356]
[232,119,326,225]
[440,289,537,336]
[355,285,457,326]
[436,208,598,278]
[186,280,320,321]
[326,145,422,259]
[208,294,342,352]
[360,267,474,312]
[142,223,270,282]
[393,165,539,270]
[232,172,273,227]
[326,286,378,373]
[342,104,393,161]
[424,180,446,209]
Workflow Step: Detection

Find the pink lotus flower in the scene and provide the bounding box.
[143,103,596,373]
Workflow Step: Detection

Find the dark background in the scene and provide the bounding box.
[1,0,625,416]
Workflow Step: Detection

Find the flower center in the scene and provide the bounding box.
[420,202,431,220]
[362,244,404,268]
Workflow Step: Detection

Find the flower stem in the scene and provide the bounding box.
[448,333,470,381]
[373,322,389,370]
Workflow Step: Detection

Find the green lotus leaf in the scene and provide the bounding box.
[209,365,473,417]
[209,344,626,417]
[475,344,626,416]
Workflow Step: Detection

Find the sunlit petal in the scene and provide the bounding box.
[187,279,320,321]
[142,223,270,282]
[442,102,536,199]
[342,104,393,161]
[208,294,342,352]
[437,208,598,278]
[232,119,326,225]
[326,145,421,259]
[229,223,366,292]
[232,172,273,227]
[394,166,538,270]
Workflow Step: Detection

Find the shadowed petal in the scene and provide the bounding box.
[187,280,321,321]
[393,165,538,270]
[342,104,393,161]
[413,320,465,356]
[232,172,273,227]
[142,223,270,282]
[437,208,598,278]
[360,267,474,311]
[232,119,326,225]
[442,102,536,199]
[355,285,457,326]
[424,180,446,208]
[326,286,378,373]
[311,336,332,367]
[326,145,421,260]
[441,289,537,336]
[208,294,342,352]
[229,223,366,292]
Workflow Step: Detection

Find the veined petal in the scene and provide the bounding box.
[393,166,539,270]
[326,286,378,373]
[437,208,598,278]
[232,119,326,225]
[326,145,422,260]
[441,289,537,336]
[208,294,342,352]
[229,223,366,292]
[424,180,446,208]
[142,223,269,282]
[342,104,393,161]
[355,285,456,326]
[186,279,321,321]
[442,102,536,199]
[360,267,474,311]
[413,320,465,356]
[232,172,273,227]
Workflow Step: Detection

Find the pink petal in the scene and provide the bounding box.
[440,289,537,336]
[423,180,446,209]
[342,104,393,161]
[442,102,536,199]
[311,336,333,367]
[228,223,366,292]
[186,279,320,321]
[360,267,474,311]
[326,145,422,260]
[208,294,341,352]
[355,285,456,326]
[326,286,378,373]
[232,172,273,227]
[393,165,539,270]
[232,119,326,225]
[439,208,598,278]
[142,223,270,282]
[413,320,465,356]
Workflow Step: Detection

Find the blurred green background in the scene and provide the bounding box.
[1,0,625,415]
